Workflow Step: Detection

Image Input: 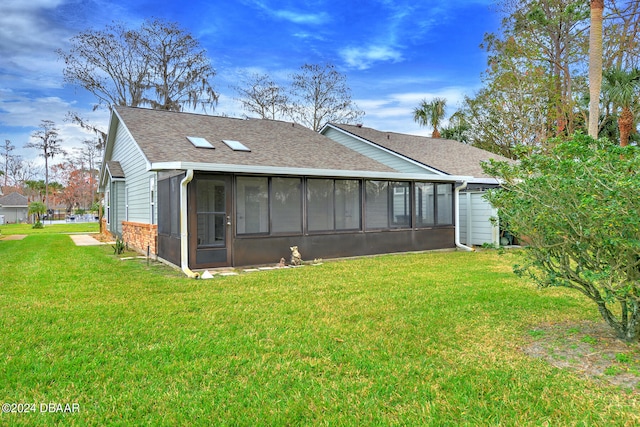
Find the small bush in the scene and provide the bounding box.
[484,134,640,341]
[112,237,126,255]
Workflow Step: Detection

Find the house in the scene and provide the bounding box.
[100,106,475,276]
[320,124,512,247]
[0,192,29,224]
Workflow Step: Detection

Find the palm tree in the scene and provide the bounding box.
[603,68,640,146]
[28,201,47,227]
[588,0,604,138]
[440,111,470,143]
[413,98,447,138]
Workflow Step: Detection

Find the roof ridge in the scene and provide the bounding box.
[115,105,299,127]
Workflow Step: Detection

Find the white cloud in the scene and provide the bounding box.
[291,31,326,41]
[0,92,108,164]
[272,9,329,25]
[208,93,245,119]
[0,95,71,128]
[0,1,70,56]
[354,86,472,135]
[248,1,329,25]
[391,88,468,107]
[0,0,74,99]
[0,0,121,169]
[340,45,403,70]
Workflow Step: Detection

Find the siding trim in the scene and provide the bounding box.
[150,161,472,182]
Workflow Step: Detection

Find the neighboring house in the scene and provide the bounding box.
[0,192,29,224]
[320,124,512,247]
[100,106,474,275]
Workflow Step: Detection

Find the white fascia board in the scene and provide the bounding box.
[99,110,120,189]
[466,177,501,185]
[150,161,472,182]
[321,123,447,176]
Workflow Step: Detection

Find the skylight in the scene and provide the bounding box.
[222,139,251,152]
[187,136,214,149]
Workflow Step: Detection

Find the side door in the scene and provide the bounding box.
[189,174,232,268]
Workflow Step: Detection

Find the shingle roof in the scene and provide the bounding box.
[0,192,28,206]
[114,106,396,173]
[329,124,513,178]
[106,161,125,179]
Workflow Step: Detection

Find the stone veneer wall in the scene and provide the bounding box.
[122,221,158,255]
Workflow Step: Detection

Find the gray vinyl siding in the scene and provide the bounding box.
[115,181,125,234]
[322,128,438,175]
[111,123,156,224]
[0,206,28,223]
[459,191,499,246]
[107,180,126,235]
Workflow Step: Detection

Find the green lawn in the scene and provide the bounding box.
[0,222,99,235]
[0,229,638,425]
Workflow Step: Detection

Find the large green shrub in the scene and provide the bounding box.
[484,134,640,341]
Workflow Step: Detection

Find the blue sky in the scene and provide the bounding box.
[0,0,500,168]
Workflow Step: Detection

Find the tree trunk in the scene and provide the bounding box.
[588,0,604,138]
[553,40,566,136]
[619,107,633,146]
[622,300,640,342]
[598,298,640,342]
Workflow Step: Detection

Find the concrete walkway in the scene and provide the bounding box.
[0,234,27,240]
[69,234,108,246]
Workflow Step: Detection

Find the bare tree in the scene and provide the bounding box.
[66,111,107,151]
[77,139,102,207]
[233,72,289,120]
[132,19,218,111]
[289,63,364,131]
[58,19,218,112]
[58,22,147,108]
[5,156,39,189]
[25,120,66,213]
[1,139,15,188]
[603,0,640,70]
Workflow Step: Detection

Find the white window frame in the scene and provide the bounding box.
[125,186,129,222]
[149,177,155,224]
[106,190,111,225]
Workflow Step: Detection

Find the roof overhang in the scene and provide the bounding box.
[149,161,472,182]
[106,161,126,180]
[466,177,501,185]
